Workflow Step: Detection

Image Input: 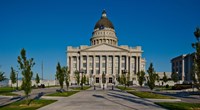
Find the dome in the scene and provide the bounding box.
[94,10,114,29]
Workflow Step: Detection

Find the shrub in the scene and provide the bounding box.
[166,84,169,88]
[172,84,192,90]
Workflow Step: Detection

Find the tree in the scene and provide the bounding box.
[56,62,64,89]
[137,71,145,87]
[0,70,6,82]
[62,66,70,91]
[147,63,156,90]
[120,74,126,85]
[83,74,86,84]
[116,74,121,84]
[86,76,89,85]
[35,73,40,87]
[126,72,130,87]
[10,67,16,88]
[171,72,179,83]
[155,74,160,86]
[192,27,200,90]
[17,48,35,104]
[163,72,168,85]
[74,70,80,85]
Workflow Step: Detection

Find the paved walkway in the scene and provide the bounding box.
[39,87,166,110]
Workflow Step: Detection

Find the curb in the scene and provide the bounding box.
[145,98,181,102]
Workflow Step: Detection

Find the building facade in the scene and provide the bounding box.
[171,53,194,83]
[67,10,146,86]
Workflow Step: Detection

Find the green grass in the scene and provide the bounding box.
[128,91,175,99]
[155,102,200,110]
[0,99,57,110]
[0,87,19,96]
[47,91,79,97]
[70,86,91,90]
[116,86,135,91]
[154,86,172,91]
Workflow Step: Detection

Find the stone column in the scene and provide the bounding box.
[126,56,128,70]
[93,55,96,75]
[119,55,122,75]
[100,56,102,74]
[86,55,89,75]
[70,56,73,74]
[182,58,185,81]
[138,56,140,72]
[77,56,79,71]
[80,55,83,70]
[113,55,115,75]
[135,56,138,74]
[106,55,109,74]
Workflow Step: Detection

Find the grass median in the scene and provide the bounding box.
[127,91,175,99]
[47,91,79,97]
[155,102,200,110]
[0,99,56,110]
[0,87,19,96]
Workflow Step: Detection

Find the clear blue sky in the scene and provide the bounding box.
[0,0,199,80]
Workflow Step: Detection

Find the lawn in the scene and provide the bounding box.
[70,86,91,90]
[0,87,19,96]
[46,91,79,97]
[155,102,200,110]
[116,86,135,91]
[0,99,56,110]
[128,91,175,99]
[154,86,172,91]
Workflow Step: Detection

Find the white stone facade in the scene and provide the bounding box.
[66,10,145,86]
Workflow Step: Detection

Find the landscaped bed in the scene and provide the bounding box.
[0,99,57,110]
[116,86,135,91]
[155,102,200,110]
[128,91,175,99]
[70,86,91,90]
[46,91,79,97]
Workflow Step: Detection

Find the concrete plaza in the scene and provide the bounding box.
[39,87,166,110]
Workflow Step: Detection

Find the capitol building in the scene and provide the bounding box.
[67,10,146,86]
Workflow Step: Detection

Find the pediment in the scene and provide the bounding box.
[81,44,128,52]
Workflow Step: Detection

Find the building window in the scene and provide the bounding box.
[89,63,93,68]
[83,56,87,61]
[109,77,112,83]
[109,57,112,61]
[96,70,99,74]
[96,77,99,83]
[73,63,77,68]
[73,57,76,61]
[96,63,99,67]
[122,56,125,61]
[96,56,100,62]
[89,57,93,61]
[109,63,112,68]
[83,63,87,68]
[121,63,125,68]
[102,63,106,68]
[102,56,106,61]
[90,70,93,74]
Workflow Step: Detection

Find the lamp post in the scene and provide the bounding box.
[80,69,84,90]
[122,69,128,89]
